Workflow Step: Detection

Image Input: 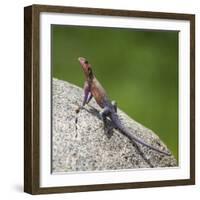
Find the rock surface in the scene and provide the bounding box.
[52,78,177,173]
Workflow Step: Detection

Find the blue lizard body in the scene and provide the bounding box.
[78,57,171,156]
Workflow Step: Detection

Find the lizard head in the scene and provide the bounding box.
[78,57,93,79]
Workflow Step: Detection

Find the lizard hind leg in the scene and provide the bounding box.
[100,107,113,138]
[111,100,117,112]
[99,106,110,125]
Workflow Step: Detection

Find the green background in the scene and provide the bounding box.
[52,25,178,160]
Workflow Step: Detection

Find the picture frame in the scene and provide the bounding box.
[24,4,195,194]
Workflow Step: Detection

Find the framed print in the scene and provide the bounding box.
[24,4,195,194]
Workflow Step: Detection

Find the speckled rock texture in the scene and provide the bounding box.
[52,78,177,173]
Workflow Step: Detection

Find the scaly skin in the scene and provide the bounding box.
[78,57,171,156]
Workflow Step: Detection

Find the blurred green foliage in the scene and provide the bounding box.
[52,25,178,160]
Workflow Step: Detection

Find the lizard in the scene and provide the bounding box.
[77,57,171,157]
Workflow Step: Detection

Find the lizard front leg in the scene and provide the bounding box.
[82,81,91,107]
[86,92,93,104]
[76,81,93,114]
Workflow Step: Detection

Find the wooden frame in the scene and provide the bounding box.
[24,4,195,194]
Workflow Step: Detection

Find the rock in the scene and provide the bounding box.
[52,78,177,173]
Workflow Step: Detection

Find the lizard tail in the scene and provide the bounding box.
[110,113,171,156]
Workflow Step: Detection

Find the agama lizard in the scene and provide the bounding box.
[77,57,171,156]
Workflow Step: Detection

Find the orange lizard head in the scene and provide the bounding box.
[78,57,93,79]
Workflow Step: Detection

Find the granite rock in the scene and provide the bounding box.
[52,78,177,173]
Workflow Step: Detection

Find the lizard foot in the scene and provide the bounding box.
[104,126,114,139]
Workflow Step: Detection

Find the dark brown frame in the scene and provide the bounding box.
[24,4,195,195]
